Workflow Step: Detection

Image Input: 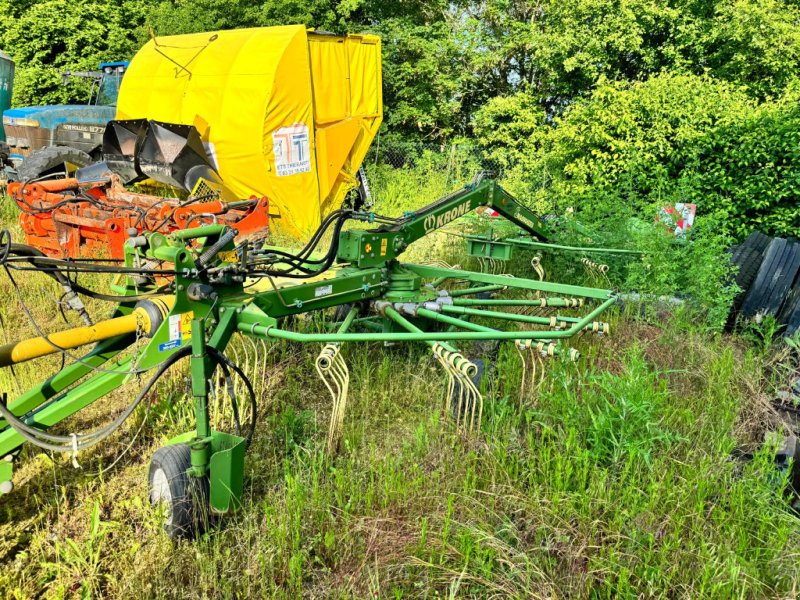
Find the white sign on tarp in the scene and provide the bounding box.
[273,123,311,177]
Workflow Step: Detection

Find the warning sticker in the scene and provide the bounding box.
[168,314,182,342]
[273,123,311,177]
[181,312,194,339]
[160,312,194,352]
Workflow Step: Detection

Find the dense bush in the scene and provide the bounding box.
[682,90,800,238]
[477,73,799,239]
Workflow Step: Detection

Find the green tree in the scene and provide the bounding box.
[693,0,800,99]
[682,85,800,237]
[2,0,156,106]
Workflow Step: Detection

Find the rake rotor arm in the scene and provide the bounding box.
[336,178,549,268]
[391,177,549,241]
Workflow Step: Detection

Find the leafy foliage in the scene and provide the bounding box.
[0,0,152,106]
[682,89,800,237]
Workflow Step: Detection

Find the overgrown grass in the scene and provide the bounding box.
[0,179,799,598]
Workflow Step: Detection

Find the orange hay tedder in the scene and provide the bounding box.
[9,175,269,259]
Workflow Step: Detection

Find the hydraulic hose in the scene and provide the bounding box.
[0,344,258,453]
[1,234,92,325]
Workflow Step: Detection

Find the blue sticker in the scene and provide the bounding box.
[159,339,182,352]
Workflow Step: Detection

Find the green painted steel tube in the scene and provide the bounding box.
[416,307,497,333]
[326,316,380,330]
[446,285,505,298]
[443,304,603,329]
[502,237,643,256]
[0,350,133,457]
[417,308,580,360]
[191,318,212,443]
[383,306,458,353]
[452,297,580,308]
[170,224,226,240]
[239,296,616,342]
[441,304,562,327]
[404,263,613,300]
[338,306,358,333]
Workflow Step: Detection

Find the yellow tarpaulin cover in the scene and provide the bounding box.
[117,25,382,238]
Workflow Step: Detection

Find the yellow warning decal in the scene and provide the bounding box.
[218,251,238,263]
[181,311,194,340]
[380,238,388,256]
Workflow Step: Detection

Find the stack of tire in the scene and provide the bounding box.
[727,232,800,334]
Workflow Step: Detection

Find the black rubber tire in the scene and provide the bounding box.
[450,358,486,424]
[731,231,771,266]
[733,233,772,288]
[779,281,800,335]
[725,233,772,330]
[741,239,792,318]
[148,443,210,540]
[763,241,800,316]
[16,146,92,181]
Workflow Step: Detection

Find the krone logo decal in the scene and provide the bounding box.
[423,201,471,233]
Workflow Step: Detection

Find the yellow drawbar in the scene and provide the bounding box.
[116,26,383,239]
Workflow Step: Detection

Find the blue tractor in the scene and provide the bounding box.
[2,61,128,180]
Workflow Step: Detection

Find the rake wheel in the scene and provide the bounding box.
[148,444,210,540]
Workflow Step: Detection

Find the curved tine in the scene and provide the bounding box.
[516,341,528,408]
[440,352,453,418]
[433,344,455,418]
[455,352,472,428]
[245,335,259,376]
[456,359,471,431]
[457,357,481,433]
[536,349,547,390]
[440,349,455,420]
[468,367,483,434]
[450,355,465,430]
[598,263,611,285]
[528,348,539,407]
[330,352,350,450]
[328,347,346,449]
[535,257,545,281]
[327,362,344,451]
[256,339,272,395]
[316,345,344,452]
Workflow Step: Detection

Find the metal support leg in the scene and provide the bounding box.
[190,319,211,477]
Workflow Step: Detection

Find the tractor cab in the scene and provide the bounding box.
[63,61,127,107]
[2,61,128,172]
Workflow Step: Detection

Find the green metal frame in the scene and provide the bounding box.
[0,178,619,516]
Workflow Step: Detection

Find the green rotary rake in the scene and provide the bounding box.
[0,176,617,539]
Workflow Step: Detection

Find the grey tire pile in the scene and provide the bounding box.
[727,232,800,334]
